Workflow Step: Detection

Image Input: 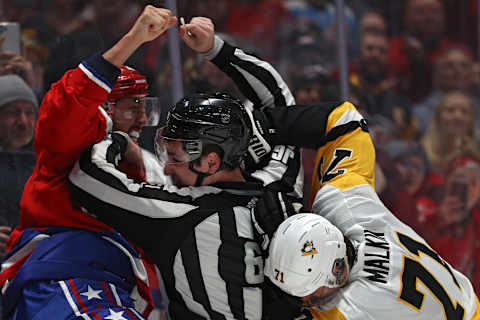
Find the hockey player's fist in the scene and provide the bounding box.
[180,17,215,53]
[128,5,177,44]
[123,138,146,178]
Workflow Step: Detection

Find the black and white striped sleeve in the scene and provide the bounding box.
[68,132,221,242]
[204,36,295,109]
[205,36,303,198]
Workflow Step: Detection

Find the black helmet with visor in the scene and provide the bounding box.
[156,93,252,172]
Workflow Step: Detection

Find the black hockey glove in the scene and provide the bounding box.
[263,278,314,320]
[251,188,297,251]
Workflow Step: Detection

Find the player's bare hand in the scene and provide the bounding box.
[0,51,35,87]
[127,5,177,45]
[180,17,215,53]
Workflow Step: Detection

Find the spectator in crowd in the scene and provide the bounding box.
[367,116,406,195]
[0,18,49,98]
[378,140,442,237]
[0,50,35,90]
[2,0,39,29]
[366,114,398,149]
[36,0,90,40]
[0,20,40,264]
[443,0,479,56]
[43,0,145,89]
[0,75,38,259]
[18,0,90,58]
[389,0,461,102]
[195,59,238,97]
[153,35,244,114]
[0,75,37,152]
[413,46,479,135]
[290,65,330,207]
[358,9,387,37]
[178,0,231,33]
[350,9,388,63]
[224,0,292,62]
[326,32,415,139]
[426,156,480,294]
[21,28,50,98]
[283,23,330,78]
[286,0,357,66]
[421,91,480,173]
[291,65,330,105]
[352,0,404,35]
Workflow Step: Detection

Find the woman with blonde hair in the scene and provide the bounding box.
[421,91,480,173]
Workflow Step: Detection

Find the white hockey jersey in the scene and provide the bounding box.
[311,176,480,320]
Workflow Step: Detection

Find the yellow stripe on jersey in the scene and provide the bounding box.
[308,102,375,209]
[471,295,480,320]
[324,101,360,133]
[310,306,347,320]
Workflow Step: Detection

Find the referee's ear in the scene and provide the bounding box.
[205,152,221,174]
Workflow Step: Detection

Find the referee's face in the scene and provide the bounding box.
[163,140,205,186]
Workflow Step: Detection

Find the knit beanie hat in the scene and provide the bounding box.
[0,75,38,109]
[383,139,430,172]
[384,140,427,161]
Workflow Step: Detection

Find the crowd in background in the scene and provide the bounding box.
[1,0,480,302]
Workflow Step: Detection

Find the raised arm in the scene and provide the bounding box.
[35,6,176,170]
[180,18,303,198]
[104,6,177,67]
[260,101,374,191]
[180,18,295,109]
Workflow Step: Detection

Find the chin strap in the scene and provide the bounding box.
[189,162,212,186]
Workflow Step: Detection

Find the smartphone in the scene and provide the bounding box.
[0,22,21,54]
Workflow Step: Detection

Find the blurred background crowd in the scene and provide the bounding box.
[1,0,480,301]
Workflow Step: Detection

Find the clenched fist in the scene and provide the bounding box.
[179,17,215,53]
[104,5,178,67]
[127,5,178,45]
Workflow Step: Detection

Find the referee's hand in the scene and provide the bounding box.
[180,17,215,53]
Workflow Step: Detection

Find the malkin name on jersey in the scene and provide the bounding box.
[363,230,391,284]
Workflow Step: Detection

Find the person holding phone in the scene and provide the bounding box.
[434,157,480,230]
[0,24,36,88]
[0,23,21,54]
[427,156,480,295]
